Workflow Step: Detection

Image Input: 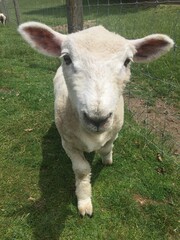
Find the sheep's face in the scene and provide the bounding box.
[61,38,133,133]
[18,22,174,133]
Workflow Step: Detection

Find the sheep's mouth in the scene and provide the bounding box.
[82,112,112,133]
[84,124,108,133]
[85,124,107,133]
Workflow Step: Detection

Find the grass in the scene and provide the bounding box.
[0,1,179,240]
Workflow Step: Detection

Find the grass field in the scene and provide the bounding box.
[0,1,179,239]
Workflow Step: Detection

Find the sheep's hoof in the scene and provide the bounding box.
[102,158,113,165]
[78,198,93,217]
[101,151,113,165]
[80,213,93,218]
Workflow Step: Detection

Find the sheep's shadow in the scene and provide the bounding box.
[26,123,73,239]
[27,122,104,240]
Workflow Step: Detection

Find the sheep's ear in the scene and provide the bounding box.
[18,22,66,57]
[129,34,174,63]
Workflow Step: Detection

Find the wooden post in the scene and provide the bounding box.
[13,0,21,25]
[66,0,83,33]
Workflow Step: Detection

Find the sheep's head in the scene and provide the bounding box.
[18,22,174,133]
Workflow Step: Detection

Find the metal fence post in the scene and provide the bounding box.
[66,0,83,33]
[13,0,21,25]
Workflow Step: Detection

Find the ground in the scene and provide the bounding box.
[125,96,179,156]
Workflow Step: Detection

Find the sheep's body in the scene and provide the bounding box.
[0,13,6,25]
[18,22,174,217]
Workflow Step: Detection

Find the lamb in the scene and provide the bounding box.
[18,22,174,217]
[0,13,6,25]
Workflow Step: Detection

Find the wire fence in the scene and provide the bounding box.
[1,0,179,159]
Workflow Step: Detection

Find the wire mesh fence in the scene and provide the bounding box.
[1,0,179,159]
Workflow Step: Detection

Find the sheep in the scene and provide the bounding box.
[18,22,174,217]
[0,13,6,25]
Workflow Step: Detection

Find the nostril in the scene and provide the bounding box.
[83,112,91,122]
[83,112,112,128]
[83,112,90,121]
[83,112,95,125]
[108,112,113,118]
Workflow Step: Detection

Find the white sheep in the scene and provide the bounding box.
[18,22,174,217]
[0,13,6,25]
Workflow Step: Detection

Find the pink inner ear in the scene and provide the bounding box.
[24,27,61,56]
[135,39,169,58]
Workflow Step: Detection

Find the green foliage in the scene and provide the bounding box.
[0,2,179,240]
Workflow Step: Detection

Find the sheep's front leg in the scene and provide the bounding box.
[62,142,92,217]
[98,138,117,165]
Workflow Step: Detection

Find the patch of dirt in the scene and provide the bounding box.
[133,194,172,206]
[0,88,12,93]
[133,194,160,206]
[124,96,180,155]
[52,20,96,33]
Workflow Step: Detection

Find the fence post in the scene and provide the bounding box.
[13,0,21,25]
[66,0,83,33]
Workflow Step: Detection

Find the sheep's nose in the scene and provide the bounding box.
[83,112,112,128]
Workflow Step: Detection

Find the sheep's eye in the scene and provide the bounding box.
[63,55,72,65]
[124,58,131,67]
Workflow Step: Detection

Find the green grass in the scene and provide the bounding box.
[0,2,179,240]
